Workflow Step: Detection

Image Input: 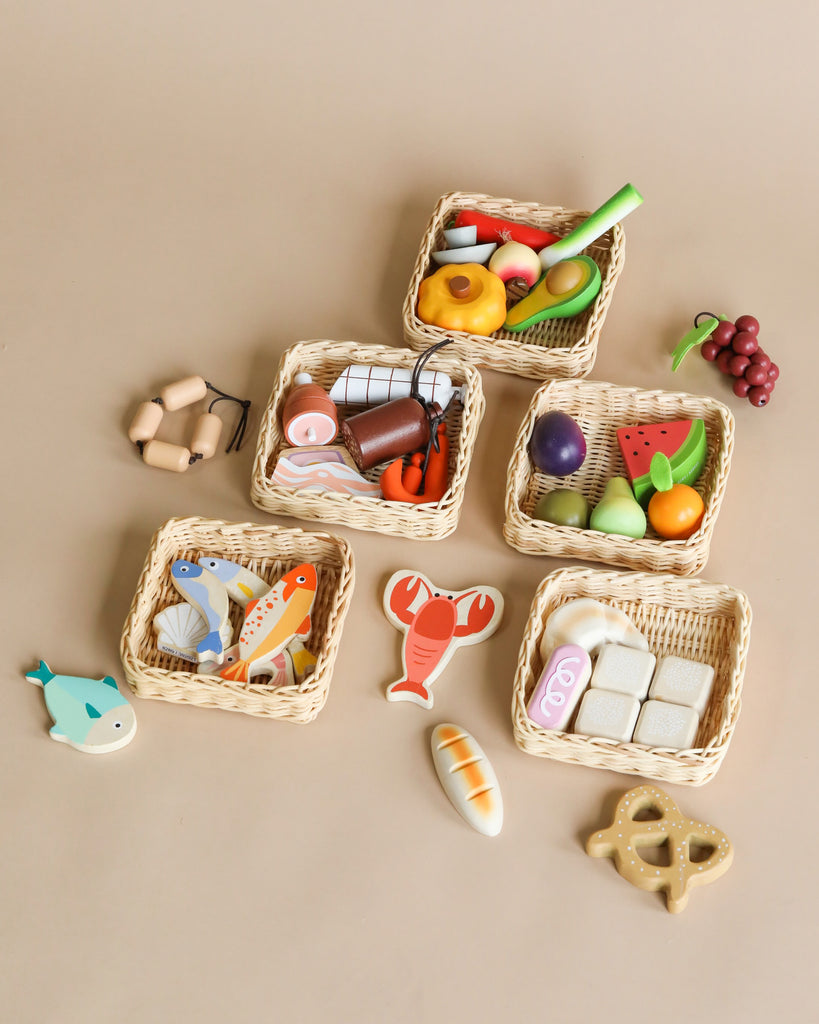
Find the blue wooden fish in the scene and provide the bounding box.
[25,661,137,754]
[170,559,231,663]
[196,557,269,607]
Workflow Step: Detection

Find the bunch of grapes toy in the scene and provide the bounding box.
[671,312,780,408]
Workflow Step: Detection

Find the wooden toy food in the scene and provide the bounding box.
[443,225,477,247]
[430,723,503,837]
[526,643,591,730]
[649,656,714,714]
[539,598,648,660]
[616,419,707,507]
[340,396,439,472]
[383,570,503,709]
[505,255,602,331]
[170,560,232,664]
[153,603,233,662]
[453,209,560,250]
[196,557,270,607]
[272,450,382,497]
[586,785,733,913]
[672,312,779,408]
[574,688,641,742]
[219,564,318,683]
[25,661,137,754]
[282,373,338,446]
[589,477,647,539]
[328,365,460,409]
[431,242,497,265]
[646,457,705,540]
[533,488,590,528]
[538,183,643,271]
[488,240,541,287]
[632,700,699,750]
[529,410,586,476]
[128,375,251,471]
[416,263,507,335]
[590,644,656,700]
[380,423,449,504]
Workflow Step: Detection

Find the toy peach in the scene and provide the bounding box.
[417,263,507,335]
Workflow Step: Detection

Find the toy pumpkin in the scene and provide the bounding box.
[417,263,507,335]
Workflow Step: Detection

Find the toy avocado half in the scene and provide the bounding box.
[504,255,602,332]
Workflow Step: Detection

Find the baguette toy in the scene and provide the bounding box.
[430,723,503,837]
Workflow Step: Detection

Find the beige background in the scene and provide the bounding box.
[2,2,817,1021]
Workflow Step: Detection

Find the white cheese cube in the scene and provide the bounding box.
[573,689,641,743]
[590,643,656,700]
[633,699,700,750]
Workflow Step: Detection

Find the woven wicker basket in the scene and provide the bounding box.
[120,517,355,722]
[250,340,485,540]
[504,379,734,576]
[512,567,752,786]
[401,191,626,381]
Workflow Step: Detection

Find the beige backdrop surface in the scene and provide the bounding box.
[2,2,817,1022]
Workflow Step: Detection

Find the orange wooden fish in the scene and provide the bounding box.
[220,564,318,683]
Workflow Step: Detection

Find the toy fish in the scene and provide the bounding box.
[196,557,270,607]
[25,661,137,754]
[220,564,318,683]
[170,559,231,663]
[199,637,318,686]
[383,570,503,709]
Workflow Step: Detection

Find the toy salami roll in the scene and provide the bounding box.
[340,397,439,471]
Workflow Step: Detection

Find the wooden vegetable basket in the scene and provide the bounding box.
[511,567,752,786]
[402,191,626,381]
[504,379,735,576]
[250,340,485,540]
[120,517,355,723]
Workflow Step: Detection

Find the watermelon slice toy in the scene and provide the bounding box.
[616,419,707,508]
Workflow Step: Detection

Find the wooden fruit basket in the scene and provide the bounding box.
[511,567,752,786]
[402,190,626,381]
[250,340,485,540]
[503,379,735,576]
[120,517,355,723]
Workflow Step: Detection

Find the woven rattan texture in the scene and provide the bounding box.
[401,191,626,381]
[120,517,355,722]
[511,567,752,785]
[250,340,485,540]
[503,379,735,575]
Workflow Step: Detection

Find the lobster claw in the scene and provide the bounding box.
[453,589,500,640]
[385,572,433,626]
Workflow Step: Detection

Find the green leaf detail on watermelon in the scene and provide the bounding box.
[616,419,707,507]
[649,452,674,493]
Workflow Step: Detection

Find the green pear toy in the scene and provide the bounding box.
[590,477,647,539]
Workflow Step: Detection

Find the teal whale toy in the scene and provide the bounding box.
[25,661,137,754]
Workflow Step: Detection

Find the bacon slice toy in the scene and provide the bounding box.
[383,570,503,709]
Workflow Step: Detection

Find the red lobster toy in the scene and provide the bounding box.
[383,570,504,709]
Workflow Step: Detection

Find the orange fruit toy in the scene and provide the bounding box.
[646,453,705,540]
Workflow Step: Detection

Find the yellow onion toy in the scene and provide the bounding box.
[417,263,507,335]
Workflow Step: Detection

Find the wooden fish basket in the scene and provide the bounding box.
[120,517,354,722]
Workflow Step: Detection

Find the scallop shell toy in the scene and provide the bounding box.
[153,603,233,663]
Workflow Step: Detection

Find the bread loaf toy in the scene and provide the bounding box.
[430,723,503,837]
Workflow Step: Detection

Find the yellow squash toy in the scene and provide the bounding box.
[417,263,507,335]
